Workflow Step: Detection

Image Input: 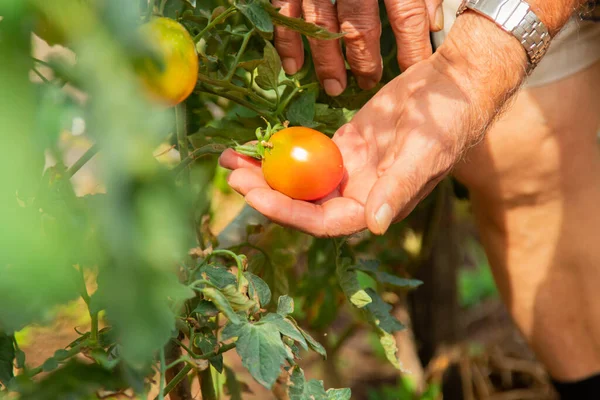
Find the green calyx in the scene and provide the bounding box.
[234,120,286,160]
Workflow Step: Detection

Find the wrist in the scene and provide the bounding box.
[432,12,527,122]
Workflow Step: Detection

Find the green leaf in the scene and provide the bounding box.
[355,260,423,289]
[234,322,289,388]
[194,329,218,355]
[327,388,352,400]
[363,288,405,334]
[277,295,294,317]
[198,264,237,289]
[95,268,194,365]
[224,366,243,400]
[255,41,281,91]
[288,318,326,358]
[236,0,274,34]
[19,360,125,400]
[290,367,349,400]
[220,284,256,312]
[287,91,317,127]
[189,121,256,146]
[0,332,14,388]
[221,322,245,341]
[245,272,271,307]
[194,328,223,373]
[263,1,344,39]
[194,300,220,317]
[336,257,372,309]
[258,314,307,350]
[201,287,241,324]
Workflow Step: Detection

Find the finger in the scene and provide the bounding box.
[384,0,432,71]
[425,0,444,32]
[218,148,261,171]
[273,0,304,74]
[364,147,451,235]
[227,168,270,196]
[337,0,383,90]
[245,188,366,237]
[303,0,347,96]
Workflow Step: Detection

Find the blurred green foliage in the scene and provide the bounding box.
[0,0,427,398]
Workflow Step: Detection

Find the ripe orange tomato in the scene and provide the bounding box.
[137,17,199,107]
[262,127,344,201]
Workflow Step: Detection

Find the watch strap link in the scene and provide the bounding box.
[457,0,551,73]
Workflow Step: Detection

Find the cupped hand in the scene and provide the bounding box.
[273,0,444,96]
[219,56,480,237]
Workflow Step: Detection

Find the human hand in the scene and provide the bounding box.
[220,14,528,237]
[273,0,445,96]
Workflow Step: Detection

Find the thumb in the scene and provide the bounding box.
[364,159,446,235]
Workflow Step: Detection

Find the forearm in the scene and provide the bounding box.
[432,0,588,143]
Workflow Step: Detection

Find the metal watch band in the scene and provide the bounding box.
[456,0,551,73]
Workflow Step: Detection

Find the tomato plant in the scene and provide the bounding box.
[0,0,433,399]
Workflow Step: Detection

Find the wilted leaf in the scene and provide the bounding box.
[245,272,271,307]
[194,328,223,372]
[363,288,405,334]
[259,314,307,350]
[336,257,372,308]
[288,318,326,358]
[327,388,352,400]
[378,330,402,370]
[193,300,220,317]
[201,287,241,324]
[198,264,237,289]
[220,285,256,312]
[277,295,294,317]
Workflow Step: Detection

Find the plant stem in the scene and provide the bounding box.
[225,29,255,82]
[159,0,168,15]
[175,103,190,182]
[200,368,217,400]
[198,84,269,117]
[159,348,166,400]
[153,343,236,400]
[77,267,99,346]
[155,364,192,400]
[32,66,50,84]
[67,142,99,178]
[28,342,86,377]
[172,143,226,175]
[193,7,236,43]
[197,73,275,109]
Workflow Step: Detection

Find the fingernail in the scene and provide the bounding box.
[323,79,344,97]
[356,77,378,91]
[433,5,444,31]
[374,203,393,234]
[282,58,298,75]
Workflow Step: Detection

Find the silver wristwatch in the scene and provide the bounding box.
[456,0,551,73]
